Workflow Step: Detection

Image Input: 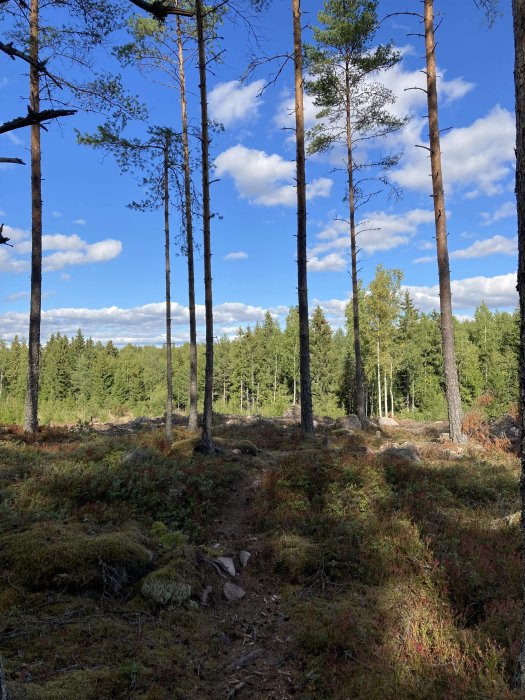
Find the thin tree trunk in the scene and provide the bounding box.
[345,59,366,428]
[383,370,388,418]
[163,136,173,444]
[293,342,297,404]
[177,16,198,432]
[292,0,314,437]
[196,0,215,453]
[24,0,42,434]
[512,0,525,688]
[377,340,382,418]
[240,378,243,412]
[424,0,466,444]
[390,362,394,418]
[273,353,277,402]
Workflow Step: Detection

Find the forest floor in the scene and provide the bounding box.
[0,413,523,699]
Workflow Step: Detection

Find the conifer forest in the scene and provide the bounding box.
[3,0,525,698]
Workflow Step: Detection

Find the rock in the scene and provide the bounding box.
[283,404,301,420]
[223,582,246,602]
[338,414,362,431]
[201,585,213,605]
[380,445,421,465]
[439,432,450,442]
[122,448,151,465]
[331,428,354,437]
[504,512,521,527]
[231,448,242,455]
[378,416,399,428]
[141,569,192,606]
[239,551,251,568]
[215,556,236,577]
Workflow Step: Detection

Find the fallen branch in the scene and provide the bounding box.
[0,108,77,135]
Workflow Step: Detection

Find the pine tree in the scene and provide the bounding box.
[306,0,406,426]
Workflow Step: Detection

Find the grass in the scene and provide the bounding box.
[0,416,522,698]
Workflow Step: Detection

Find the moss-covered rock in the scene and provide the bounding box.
[1,522,152,591]
[141,566,192,605]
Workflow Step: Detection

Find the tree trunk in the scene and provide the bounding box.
[177,16,198,432]
[345,58,366,428]
[292,0,314,437]
[512,0,525,688]
[383,370,388,418]
[163,136,173,444]
[424,0,466,444]
[377,339,382,418]
[240,378,243,412]
[196,0,215,453]
[390,362,394,418]
[23,0,42,434]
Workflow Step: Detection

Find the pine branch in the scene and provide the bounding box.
[0,108,77,135]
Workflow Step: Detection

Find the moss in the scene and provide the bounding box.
[1,522,152,591]
[168,437,201,458]
[141,566,192,605]
[270,533,318,580]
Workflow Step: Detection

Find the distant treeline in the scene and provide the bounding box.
[0,287,518,425]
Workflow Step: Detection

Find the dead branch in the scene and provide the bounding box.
[0,107,77,135]
[0,41,62,89]
[0,157,25,165]
[128,0,194,19]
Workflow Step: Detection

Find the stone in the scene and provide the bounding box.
[201,585,213,605]
[215,556,236,577]
[339,414,362,431]
[379,445,421,465]
[439,432,450,441]
[239,551,251,568]
[283,404,301,420]
[141,570,192,606]
[378,416,399,428]
[223,582,246,602]
[232,448,242,455]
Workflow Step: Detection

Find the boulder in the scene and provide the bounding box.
[141,568,192,606]
[283,404,301,420]
[215,556,236,577]
[380,445,421,465]
[378,416,399,429]
[239,551,251,568]
[223,582,246,602]
[338,414,362,431]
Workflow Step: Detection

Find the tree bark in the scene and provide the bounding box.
[177,15,198,432]
[424,0,466,444]
[512,0,525,688]
[377,339,382,418]
[23,0,42,434]
[292,0,314,437]
[163,135,173,444]
[196,0,215,453]
[345,58,366,428]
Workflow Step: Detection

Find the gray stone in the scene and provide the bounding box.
[223,582,246,601]
[380,445,421,464]
[239,550,251,568]
[283,404,301,420]
[216,556,236,577]
[378,416,399,428]
[339,414,362,431]
[141,571,191,606]
[201,585,213,605]
[232,448,242,455]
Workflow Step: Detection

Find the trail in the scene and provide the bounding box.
[197,466,302,700]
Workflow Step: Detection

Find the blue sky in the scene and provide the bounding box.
[0,0,517,344]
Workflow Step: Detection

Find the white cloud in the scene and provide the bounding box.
[480,201,517,226]
[73,218,87,226]
[413,256,433,264]
[224,251,248,261]
[51,211,63,218]
[214,144,332,206]
[308,209,435,270]
[450,235,517,259]
[405,272,517,311]
[308,252,347,272]
[0,301,291,344]
[393,106,515,196]
[43,239,122,271]
[5,291,29,301]
[61,273,71,281]
[209,80,265,127]
[0,226,123,272]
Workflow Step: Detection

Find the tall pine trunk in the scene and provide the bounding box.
[196,0,215,453]
[163,136,173,444]
[176,16,198,432]
[345,58,366,427]
[24,0,42,433]
[424,0,466,444]
[292,0,314,437]
[512,0,525,688]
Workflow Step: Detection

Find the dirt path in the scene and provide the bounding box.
[197,467,302,700]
